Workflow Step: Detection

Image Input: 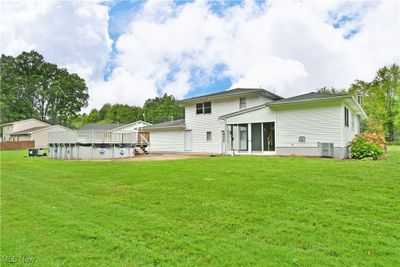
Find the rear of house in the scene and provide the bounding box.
[143,88,366,158]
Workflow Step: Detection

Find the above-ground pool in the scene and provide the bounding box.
[48,130,148,160]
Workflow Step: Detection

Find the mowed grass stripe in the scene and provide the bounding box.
[1,148,399,266]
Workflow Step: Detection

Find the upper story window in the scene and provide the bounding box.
[239,97,246,109]
[344,107,349,127]
[196,102,211,114]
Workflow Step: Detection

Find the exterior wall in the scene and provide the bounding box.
[148,129,185,152]
[12,119,49,133]
[275,147,347,159]
[2,125,14,140]
[342,103,360,148]
[2,119,49,141]
[185,94,272,153]
[31,126,71,148]
[14,135,32,141]
[225,107,276,125]
[274,101,345,158]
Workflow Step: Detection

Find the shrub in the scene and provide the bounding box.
[349,132,386,160]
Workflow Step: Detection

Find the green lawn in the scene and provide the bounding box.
[1,148,399,266]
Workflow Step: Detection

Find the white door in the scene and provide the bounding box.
[184,130,192,151]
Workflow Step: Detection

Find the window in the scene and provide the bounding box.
[206,131,212,141]
[196,103,203,114]
[239,97,246,109]
[204,102,211,114]
[344,107,349,127]
[196,102,212,114]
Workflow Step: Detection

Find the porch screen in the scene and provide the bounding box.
[251,123,262,151]
[263,122,275,151]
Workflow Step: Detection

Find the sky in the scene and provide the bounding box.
[1,0,399,112]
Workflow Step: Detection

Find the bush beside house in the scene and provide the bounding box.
[349,132,386,160]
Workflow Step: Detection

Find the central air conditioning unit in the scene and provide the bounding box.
[319,143,334,158]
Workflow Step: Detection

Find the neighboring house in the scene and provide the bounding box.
[79,123,125,131]
[1,119,50,141]
[80,121,152,134]
[143,88,367,158]
[110,121,152,134]
[27,125,73,148]
[1,119,72,148]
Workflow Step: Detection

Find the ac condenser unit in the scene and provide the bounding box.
[320,143,334,158]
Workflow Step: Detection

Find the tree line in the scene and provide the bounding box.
[317,64,400,141]
[1,51,89,126]
[1,50,399,140]
[71,94,184,129]
[1,51,184,129]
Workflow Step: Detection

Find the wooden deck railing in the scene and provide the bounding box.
[48,130,138,144]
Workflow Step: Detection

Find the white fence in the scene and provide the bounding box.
[49,130,137,144]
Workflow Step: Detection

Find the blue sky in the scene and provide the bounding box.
[101,0,375,99]
[1,0,398,109]
[104,0,250,97]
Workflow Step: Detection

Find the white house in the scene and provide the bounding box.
[1,119,72,148]
[110,121,152,134]
[1,119,50,141]
[143,88,367,158]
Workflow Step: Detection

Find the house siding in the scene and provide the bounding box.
[274,101,345,157]
[185,94,272,153]
[148,129,185,152]
[31,126,71,148]
[12,120,49,133]
[2,119,49,141]
[342,103,360,157]
[225,107,276,125]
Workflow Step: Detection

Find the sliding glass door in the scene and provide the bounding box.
[239,124,248,151]
[251,123,262,151]
[263,122,275,151]
[228,122,275,152]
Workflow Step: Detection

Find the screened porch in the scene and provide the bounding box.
[224,122,275,154]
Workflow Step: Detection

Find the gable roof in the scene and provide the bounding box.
[10,126,49,135]
[143,119,185,130]
[30,125,72,134]
[270,92,349,105]
[220,91,367,120]
[111,120,152,132]
[219,103,268,120]
[79,123,125,131]
[179,88,283,103]
[1,118,50,127]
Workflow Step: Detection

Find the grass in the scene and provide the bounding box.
[1,148,399,266]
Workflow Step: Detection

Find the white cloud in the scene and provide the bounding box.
[106,0,399,104]
[1,0,399,111]
[0,0,112,82]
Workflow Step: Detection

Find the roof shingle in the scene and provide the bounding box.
[10,126,49,135]
[179,88,283,102]
[273,92,349,104]
[79,123,125,131]
[143,119,185,130]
